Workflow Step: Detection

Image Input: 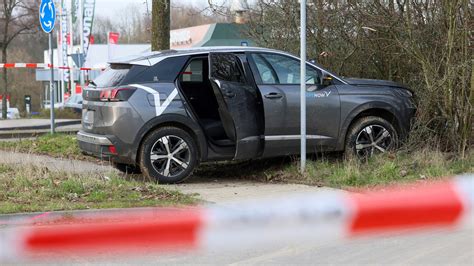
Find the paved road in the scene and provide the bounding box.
[131,227,474,265]
[0,119,81,139]
[15,226,474,265]
[0,119,80,129]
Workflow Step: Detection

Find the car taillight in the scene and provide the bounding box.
[99,87,136,102]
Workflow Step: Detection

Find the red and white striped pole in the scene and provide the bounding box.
[0,63,104,71]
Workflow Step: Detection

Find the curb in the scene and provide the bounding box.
[0,128,79,139]
[0,120,81,131]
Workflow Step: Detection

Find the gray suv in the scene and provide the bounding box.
[78,47,416,183]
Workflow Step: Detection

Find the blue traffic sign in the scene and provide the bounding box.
[39,0,56,33]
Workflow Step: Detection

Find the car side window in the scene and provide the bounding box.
[210,53,246,83]
[252,54,278,84]
[251,53,321,85]
[180,59,204,82]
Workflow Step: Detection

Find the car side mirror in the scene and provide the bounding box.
[320,74,333,87]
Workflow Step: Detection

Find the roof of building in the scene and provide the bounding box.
[84,44,150,68]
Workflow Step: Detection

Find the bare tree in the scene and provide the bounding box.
[242,0,471,154]
[171,4,227,30]
[0,0,37,119]
[151,0,170,51]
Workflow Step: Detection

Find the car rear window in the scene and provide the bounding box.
[92,64,131,87]
[131,56,190,83]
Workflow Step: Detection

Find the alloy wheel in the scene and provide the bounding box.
[150,135,191,177]
[355,125,392,157]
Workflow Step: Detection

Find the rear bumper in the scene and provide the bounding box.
[77,131,113,146]
[77,131,132,163]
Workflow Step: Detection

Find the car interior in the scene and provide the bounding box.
[178,56,235,147]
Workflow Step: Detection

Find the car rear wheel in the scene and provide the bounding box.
[139,127,198,184]
[345,116,398,159]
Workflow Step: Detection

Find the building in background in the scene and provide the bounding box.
[169,23,253,49]
[36,23,254,108]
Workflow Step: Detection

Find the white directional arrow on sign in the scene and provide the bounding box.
[40,3,46,18]
[48,1,53,15]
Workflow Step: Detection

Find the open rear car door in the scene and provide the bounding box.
[208,52,262,160]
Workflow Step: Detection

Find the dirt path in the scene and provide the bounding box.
[0,150,329,204]
[0,150,115,174]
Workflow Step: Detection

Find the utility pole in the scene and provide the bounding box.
[300,0,307,173]
[151,0,170,51]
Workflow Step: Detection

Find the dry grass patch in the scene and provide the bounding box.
[0,164,198,214]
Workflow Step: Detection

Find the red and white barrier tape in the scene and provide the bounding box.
[0,63,105,71]
[0,175,472,261]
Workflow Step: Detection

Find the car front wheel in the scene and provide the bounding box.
[139,127,198,184]
[345,116,399,158]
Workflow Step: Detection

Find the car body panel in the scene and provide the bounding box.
[336,84,416,150]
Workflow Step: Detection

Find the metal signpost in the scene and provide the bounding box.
[300,0,307,173]
[39,0,56,134]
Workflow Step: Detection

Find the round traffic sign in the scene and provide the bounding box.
[39,0,56,33]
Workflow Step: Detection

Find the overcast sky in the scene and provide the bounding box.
[95,0,228,18]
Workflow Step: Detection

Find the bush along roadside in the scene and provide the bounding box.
[0,164,198,214]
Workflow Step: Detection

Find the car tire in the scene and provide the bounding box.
[139,127,198,184]
[345,116,399,159]
[112,162,142,174]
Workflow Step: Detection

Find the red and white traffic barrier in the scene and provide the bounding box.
[0,175,472,261]
[0,63,105,71]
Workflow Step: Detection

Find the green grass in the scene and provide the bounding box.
[0,133,86,160]
[195,149,473,189]
[0,164,198,214]
[1,135,471,190]
[299,150,473,188]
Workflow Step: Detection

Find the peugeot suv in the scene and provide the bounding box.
[78,47,416,183]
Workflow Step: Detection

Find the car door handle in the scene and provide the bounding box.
[264,92,283,99]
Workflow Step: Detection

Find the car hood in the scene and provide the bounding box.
[344,78,407,89]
